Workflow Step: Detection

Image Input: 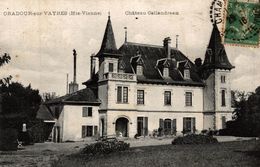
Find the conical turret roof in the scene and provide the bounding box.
[202,23,234,70]
[96,16,121,57]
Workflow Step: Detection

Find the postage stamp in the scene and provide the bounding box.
[224,0,260,47]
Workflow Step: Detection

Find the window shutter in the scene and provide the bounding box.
[144,117,148,136]
[94,126,98,135]
[117,86,122,102]
[183,118,187,132]
[159,119,164,129]
[82,126,86,138]
[191,118,196,133]
[123,87,128,103]
[88,107,93,116]
[172,119,176,134]
[222,116,226,129]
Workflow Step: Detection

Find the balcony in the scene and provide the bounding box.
[103,72,136,82]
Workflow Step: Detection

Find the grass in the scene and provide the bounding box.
[52,140,260,167]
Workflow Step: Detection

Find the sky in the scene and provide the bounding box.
[0,0,259,96]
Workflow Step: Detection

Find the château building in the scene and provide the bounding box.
[37,16,234,141]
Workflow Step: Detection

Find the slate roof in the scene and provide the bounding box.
[202,23,234,70]
[96,16,122,57]
[44,88,100,105]
[118,42,204,86]
[36,105,55,121]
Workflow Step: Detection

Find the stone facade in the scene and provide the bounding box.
[39,17,235,141]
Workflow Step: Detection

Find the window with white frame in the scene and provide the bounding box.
[117,86,128,103]
[185,92,192,106]
[184,69,190,80]
[164,91,171,105]
[137,90,144,105]
[82,107,92,117]
[82,125,98,138]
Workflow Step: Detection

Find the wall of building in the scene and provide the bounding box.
[99,57,118,80]
[215,112,233,129]
[215,69,232,112]
[62,105,99,141]
[107,80,137,110]
[98,82,108,110]
[203,73,215,112]
[105,110,204,137]
[136,83,204,112]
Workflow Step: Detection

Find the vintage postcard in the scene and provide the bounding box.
[0,0,259,166]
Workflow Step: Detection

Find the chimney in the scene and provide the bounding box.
[163,37,171,59]
[73,49,77,83]
[195,58,202,67]
[69,49,79,94]
[90,54,96,77]
[124,27,127,43]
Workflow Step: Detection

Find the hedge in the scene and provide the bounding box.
[172,134,218,145]
[81,140,130,156]
[0,128,18,151]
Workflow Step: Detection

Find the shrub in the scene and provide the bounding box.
[0,128,18,151]
[81,140,130,156]
[172,134,218,145]
[201,129,208,135]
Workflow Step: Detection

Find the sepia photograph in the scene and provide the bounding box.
[0,0,259,166]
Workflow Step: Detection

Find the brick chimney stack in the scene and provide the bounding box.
[90,54,96,77]
[163,37,171,59]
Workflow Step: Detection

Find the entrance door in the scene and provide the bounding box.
[115,117,129,137]
[164,119,172,135]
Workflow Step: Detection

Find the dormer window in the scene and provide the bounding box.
[184,69,190,80]
[136,65,143,75]
[163,67,169,78]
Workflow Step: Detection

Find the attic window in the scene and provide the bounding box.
[136,65,143,76]
[184,69,190,80]
[163,67,169,78]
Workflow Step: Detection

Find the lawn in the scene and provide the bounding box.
[52,140,260,167]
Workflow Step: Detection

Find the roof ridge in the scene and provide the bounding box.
[125,42,177,50]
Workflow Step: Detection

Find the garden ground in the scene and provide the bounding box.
[0,136,259,167]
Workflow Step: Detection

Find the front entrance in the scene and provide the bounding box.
[115,117,129,137]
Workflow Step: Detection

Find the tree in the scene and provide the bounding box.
[224,88,260,137]
[0,82,42,130]
[0,53,12,86]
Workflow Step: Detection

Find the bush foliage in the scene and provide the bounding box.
[172,134,218,145]
[81,139,130,156]
[222,88,260,137]
[0,128,18,151]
